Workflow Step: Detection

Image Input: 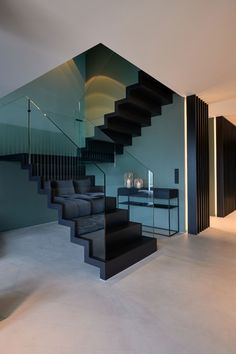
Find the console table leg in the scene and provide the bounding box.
[168,198,170,236]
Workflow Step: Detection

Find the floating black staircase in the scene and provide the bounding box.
[0,70,174,279]
[81,70,173,159]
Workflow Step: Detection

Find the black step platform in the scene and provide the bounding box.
[100,236,157,280]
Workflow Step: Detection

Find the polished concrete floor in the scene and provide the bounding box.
[0,212,236,354]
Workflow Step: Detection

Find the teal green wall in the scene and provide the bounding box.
[99,94,185,232]
[1,54,86,148]
[0,44,186,233]
[0,44,137,150]
[86,44,138,84]
[84,46,186,231]
[0,162,57,231]
[126,94,185,231]
[85,44,138,126]
[0,124,77,156]
[0,54,86,232]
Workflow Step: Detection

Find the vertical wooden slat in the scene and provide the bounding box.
[216,116,236,216]
[187,95,210,234]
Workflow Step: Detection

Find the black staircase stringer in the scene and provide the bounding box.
[0,153,157,279]
[20,157,104,271]
[24,158,157,279]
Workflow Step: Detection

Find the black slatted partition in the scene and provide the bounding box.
[216,116,236,217]
[187,95,209,234]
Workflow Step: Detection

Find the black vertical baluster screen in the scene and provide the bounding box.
[187,95,209,234]
[216,116,236,217]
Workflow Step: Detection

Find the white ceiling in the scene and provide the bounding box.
[0,0,236,122]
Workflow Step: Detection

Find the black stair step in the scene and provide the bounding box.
[105,197,117,211]
[126,85,162,116]
[84,138,122,156]
[105,236,157,262]
[30,155,84,170]
[106,221,142,249]
[0,153,27,162]
[80,150,114,162]
[105,209,129,228]
[113,102,152,127]
[30,161,85,168]
[31,170,86,178]
[105,112,150,128]
[99,118,141,137]
[138,71,173,106]
[85,138,116,153]
[101,130,132,146]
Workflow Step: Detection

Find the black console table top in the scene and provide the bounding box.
[117,187,178,199]
[117,187,179,236]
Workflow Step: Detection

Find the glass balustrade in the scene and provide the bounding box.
[0,45,155,264]
[0,97,107,261]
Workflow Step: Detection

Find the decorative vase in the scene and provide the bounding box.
[124,172,134,188]
[134,178,144,189]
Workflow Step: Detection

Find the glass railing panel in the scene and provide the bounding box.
[0,96,29,156]
[30,101,78,158]
[42,111,85,149]
[32,107,114,150]
[99,150,155,237]
[1,45,139,150]
[29,99,106,261]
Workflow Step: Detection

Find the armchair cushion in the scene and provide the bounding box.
[73,179,91,194]
[54,180,75,196]
[63,199,91,219]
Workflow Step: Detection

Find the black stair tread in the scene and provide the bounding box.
[138,71,173,105]
[101,129,132,146]
[106,235,155,260]
[23,153,81,159]
[85,138,121,153]
[127,83,172,107]
[105,208,129,227]
[116,96,159,117]
[0,153,84,163]
[99,124,141,137]
[105,208,127,215]
[81,150,114,157]
[0,154,25,162]
[86,137,115,147]
[116,98,151,116]
[99,119,141,137]
[115,100,151,118]
[106,221,141,234]
[126,85,162,114]
[105,112,151,128]
[86,137,115,144]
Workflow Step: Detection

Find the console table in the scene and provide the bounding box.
[117,187,179,236]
